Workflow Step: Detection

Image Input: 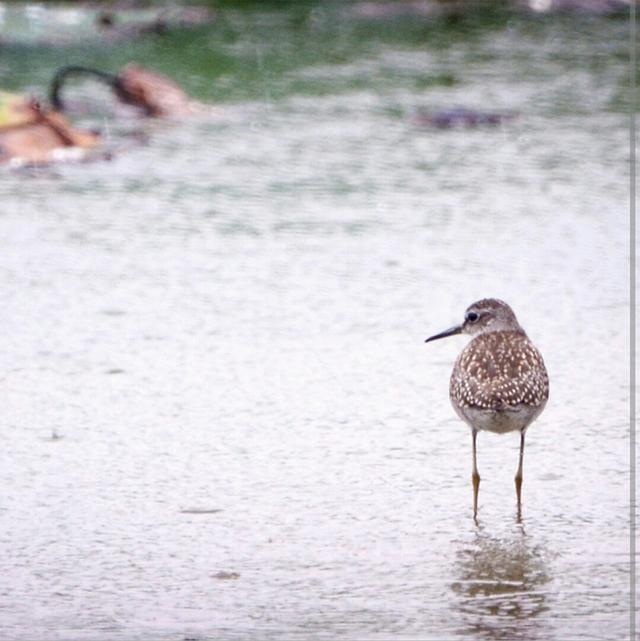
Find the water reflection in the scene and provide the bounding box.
[451,526,551,640]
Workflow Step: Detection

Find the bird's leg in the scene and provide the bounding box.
[472,429,480,519]
[515,430,525,517]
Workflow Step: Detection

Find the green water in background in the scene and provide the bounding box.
[0,2,631,110]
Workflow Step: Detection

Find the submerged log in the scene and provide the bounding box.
[50,64,203,118]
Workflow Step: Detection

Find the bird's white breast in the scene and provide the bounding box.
[453,402,546,434]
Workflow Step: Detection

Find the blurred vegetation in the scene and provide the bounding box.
[0,0,632,111]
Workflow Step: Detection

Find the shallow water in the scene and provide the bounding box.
[0,3,633,640]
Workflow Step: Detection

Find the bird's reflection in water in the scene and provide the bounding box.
[450,525,551,640]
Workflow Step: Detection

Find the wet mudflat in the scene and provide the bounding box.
[0,3,632,640]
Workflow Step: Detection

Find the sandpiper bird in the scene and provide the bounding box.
[425,299,549,518]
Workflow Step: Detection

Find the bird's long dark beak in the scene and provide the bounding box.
[425,324,462,343]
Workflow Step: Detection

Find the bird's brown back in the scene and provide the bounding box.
[450,330,549,411]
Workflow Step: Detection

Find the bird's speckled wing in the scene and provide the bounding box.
[449,331,549,410]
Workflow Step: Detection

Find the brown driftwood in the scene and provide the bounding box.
[0,94,99,165]
[117,65,198,117]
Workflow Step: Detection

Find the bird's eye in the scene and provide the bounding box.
[466,311,479,323]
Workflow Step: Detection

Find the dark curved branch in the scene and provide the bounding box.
[49,65,128,112]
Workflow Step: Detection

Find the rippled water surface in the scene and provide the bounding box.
[0,3,633,640]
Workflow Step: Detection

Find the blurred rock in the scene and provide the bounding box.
[96,5,216,40]
[414,107,519,129]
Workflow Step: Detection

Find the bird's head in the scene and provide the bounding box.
[425,298,522,343]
